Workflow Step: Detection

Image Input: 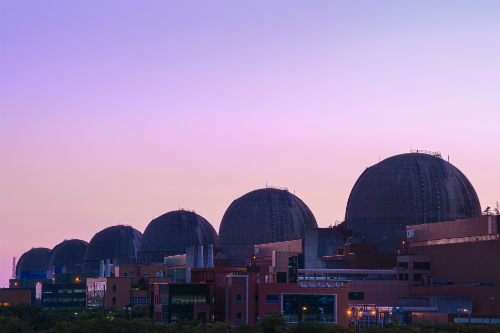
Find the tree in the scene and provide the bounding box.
[259,314,286,333]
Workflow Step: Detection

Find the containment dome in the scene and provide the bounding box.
[219,188,318,260]
[138,210,218,264]
[84,225,142,271]
[16,247,51,278]
[345,152,481,253]
[47,239,88,273]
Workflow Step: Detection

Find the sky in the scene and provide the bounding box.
[0,0,499,287]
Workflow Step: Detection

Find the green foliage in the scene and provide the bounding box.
[233,323,258,333]
[258,314,286,333]
[0,315,29,333]
[2,304,500,333]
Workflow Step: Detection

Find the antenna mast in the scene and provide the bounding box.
[11,257,17,279]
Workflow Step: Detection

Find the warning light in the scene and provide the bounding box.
[14,282,17,286]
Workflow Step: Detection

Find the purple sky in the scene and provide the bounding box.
[1,1,499,286]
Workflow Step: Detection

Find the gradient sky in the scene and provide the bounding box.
[1,1,499,286]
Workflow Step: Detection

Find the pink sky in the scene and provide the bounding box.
[1,1,499,287]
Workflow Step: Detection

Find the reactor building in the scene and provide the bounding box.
[47,239,88,273]
[83,225,142,271]
[218,187,318,260]
[345,151,481,253]
[137,209,218,264]
[16,247,51,279]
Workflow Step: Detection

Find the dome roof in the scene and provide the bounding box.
[138,210,218,264]
[219,188,318,259]
[47,239,88,272]
[84,225,142,269]
[345,153,481,253]
[16,247,51,277]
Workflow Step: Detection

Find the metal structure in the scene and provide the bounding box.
[137,210,218,264]
[345,152,481,253]
[11,257,16,279]
[219,188,318,260]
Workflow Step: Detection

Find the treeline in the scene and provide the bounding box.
[0,305,499,333]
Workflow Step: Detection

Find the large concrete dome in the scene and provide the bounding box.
[345,152,481,253]
[219,188,318,259]
[16,247,51,277]
[84,225,142,270]
[47,239,88,273]
[138,210,218,264]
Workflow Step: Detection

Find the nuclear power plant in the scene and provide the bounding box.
[3,150,499,326]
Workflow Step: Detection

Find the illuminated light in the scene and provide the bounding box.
[303,307,307,310]
[347,311,351,315]
[76,277,80,281]
[372,311,376,314]
[359,312,362,316]
[37,282,40,285]
[14,283,17,286]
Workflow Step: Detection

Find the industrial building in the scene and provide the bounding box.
[4,150,499,325]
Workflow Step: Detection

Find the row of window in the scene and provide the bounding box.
[42,298,85,302]
[397,262,431,270]
[43,289,86,294]
[130,297,149,304]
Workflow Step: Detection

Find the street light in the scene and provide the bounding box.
[302,307,307,322]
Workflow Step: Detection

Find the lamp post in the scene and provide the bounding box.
[457,309,460,333]
[302,307,307,322]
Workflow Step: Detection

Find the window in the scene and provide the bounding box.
[257,274,260,283]
[277,272,287,283]
[266,295,278,304]
[211,314,215,322]
[413,273,422,282]
[399,273,404,281]
[236,313,242,322]
[265,275,269,283]
[404,273,409,281]
[254,295,258,303]
[413,262,431,270]
[348,292,364,300]
[236,294,242,303]
[124,273,127,276]
[112,285,116,292]
[397,262,408,268]
[282,294,335,323]
[112,297,116,305]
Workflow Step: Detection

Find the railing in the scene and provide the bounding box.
[266,185,288,191]
[409,149,442,158]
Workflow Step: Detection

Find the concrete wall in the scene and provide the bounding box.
[0,288,31,305]
[304,228,346,269]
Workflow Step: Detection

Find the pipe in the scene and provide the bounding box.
[208,244,214,268]
[100,260,105,277]
[105,259,110,277]
[198,245,203,268]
